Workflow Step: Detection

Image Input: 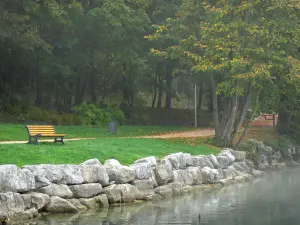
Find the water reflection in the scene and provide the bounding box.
[36,169,300,225]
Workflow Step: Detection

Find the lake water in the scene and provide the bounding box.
[36,169,300,225]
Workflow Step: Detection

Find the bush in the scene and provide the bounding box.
[237,140,262,166]
[119,101,131,118]
[72,115,85,125]
[73,102,125,126]
[237,141,257,152]
[49,114,61,125]
[263,136,294,156]
[0,96,31,117]
[22,107,87,126]
[0,99,22,116]
[106,105,126,124]
[6,104,23,116]
[0,99,124,126]
[59,114,74,125]
[73,102,103,125]
[129,112,151,125]
[135,96,147,107]
[26,107,62,125]
[263,139,279,151]
[26,107,52,123]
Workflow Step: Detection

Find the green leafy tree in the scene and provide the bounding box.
[148,0,300,147]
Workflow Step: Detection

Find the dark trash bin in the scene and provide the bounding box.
[108,121,118,134]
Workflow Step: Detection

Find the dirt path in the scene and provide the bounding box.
[0,138,96,145]
[140,128,215,139]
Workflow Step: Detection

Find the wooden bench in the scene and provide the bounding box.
[25,125,66,144]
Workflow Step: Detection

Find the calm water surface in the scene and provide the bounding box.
[36,169,300,225]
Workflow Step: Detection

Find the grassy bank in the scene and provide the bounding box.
[245,127,278,142]
[0,124,193,141]
[0,138,219,166]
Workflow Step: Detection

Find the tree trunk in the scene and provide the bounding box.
[90,72,97,104]
[90,49,97,104]
[235,92,260,148]
[157,72,163,108]
[152,86,157,108]
[2,70,11,98]
[65,83,73,105]
[75,73,88,105]
[165,61,174,109]
[35,57,42,106]
[80,76,88,103]
[122,74,132,105]
[235,120,250,149]
[54,79,60,110]
[277,108,292,134]
[0,72,4,96]
[208,90,213,113]
[231,84,253,142]
[220,94,239,147]
[224,81,242,146]
[197,82,203,110]
[211,74,221,139]
[212,75,243,147]
[152,69,158,108]
[130,91,136,107]
[36,75,42,105]
[29,69,32,89]
[75,74,81,105]
[122,86,131,104]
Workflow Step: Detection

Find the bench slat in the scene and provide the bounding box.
[28,130,54,132]
[30,132,56,135]
[28,128,54,130]
[28,128,55,130]
[27,126,54,129]
[40,134,66,137]
[28,127,54,130]
[29,135,65,137]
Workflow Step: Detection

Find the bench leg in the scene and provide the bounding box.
[34,137,39,145]
[28,137,32,144]
[54,137,64,144]
[28,136,39,145]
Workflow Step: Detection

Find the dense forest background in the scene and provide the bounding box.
[1,0,300,146]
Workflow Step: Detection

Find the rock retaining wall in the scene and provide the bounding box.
[1,140,298,224]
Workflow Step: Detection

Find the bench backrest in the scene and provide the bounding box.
[26,125,56,136]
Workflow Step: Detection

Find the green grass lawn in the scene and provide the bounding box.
[168,137,216,146]
[0,138,219,166]
[0,124,192,141]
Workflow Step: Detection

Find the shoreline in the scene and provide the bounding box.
[1,140,299,224]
